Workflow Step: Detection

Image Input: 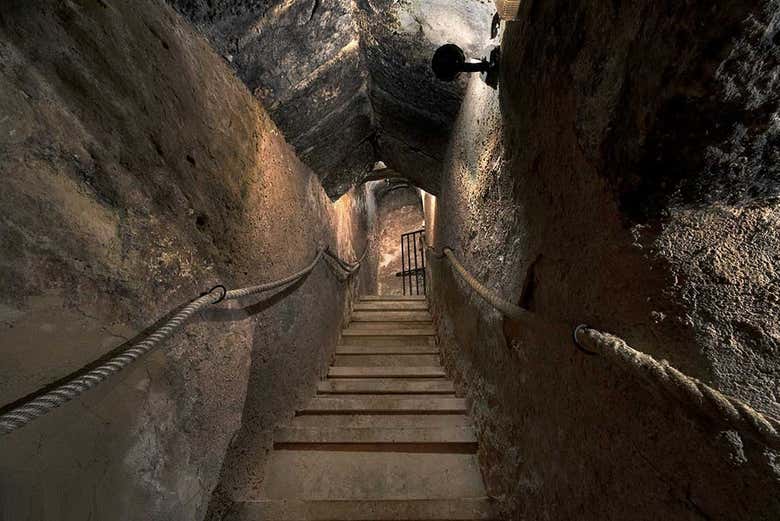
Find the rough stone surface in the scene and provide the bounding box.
[356,0,494,196]
[0,1,372,520]
[426,2,780,519]
[166,0,495,197]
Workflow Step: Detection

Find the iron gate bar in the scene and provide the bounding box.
[401,236,406,295]
[396,229,426,295]
[407,234,412,294]
[407,234,413,294]
[413,235,419,294]
[404,234,408,295]
[421,233,426,294]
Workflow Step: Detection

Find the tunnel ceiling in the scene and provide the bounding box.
[170,0,494,198]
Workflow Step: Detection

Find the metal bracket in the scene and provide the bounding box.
[573,324,598,355]
[203,285,227,303]
[431,44,500,89]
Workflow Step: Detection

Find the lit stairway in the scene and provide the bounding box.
[233,295,494,520]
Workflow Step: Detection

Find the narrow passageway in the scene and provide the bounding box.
[373,186,425,295]
[230,295,491,520]
[1,1,779,520]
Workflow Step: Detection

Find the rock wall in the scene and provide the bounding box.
[356,0,495,196]
[165,0,495,197]
[166,0,376,197]
[426,2,780,519]
[0,1,372,520]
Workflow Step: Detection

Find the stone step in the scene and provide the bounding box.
[274,426,477,447]
[328,366,446,379]
[360,295,427,301]
[251,451,487,500]
[300,397,467,414]
[317,379,455,394]
[235,498,495,520]
[288,414,472,429]
[333,354,440,367]
[318,393,456,400]
[342,327,436,337]
[354,301,429,311]
[335,344,439,355]
[351,310,433,322]
[348,320,433,330]
[341,328,435,347]
[341,337,435,347]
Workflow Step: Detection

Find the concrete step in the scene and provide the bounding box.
[343,327,436,337]
[235,498,495,520]
[300,397,467,414]
[273,426,477,447]
[333,354,440,367]
[252,451,487,500]
[317,393,456,400]
[288,414,472,429]
[328,366,446,379]
[341,328,435,347]
[354,301,429,311]
[351,310,433,322]
[317,379,455,394]
[348,320,433,330]
[336,344,439,355]
[360,295,427,301]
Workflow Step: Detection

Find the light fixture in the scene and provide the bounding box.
[431,44,500,89]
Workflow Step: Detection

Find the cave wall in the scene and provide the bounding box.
[165,0,495,197]
[426,1,780,519]
[0,1,372,520]
[356,0,495,196]
[167,0,376,197]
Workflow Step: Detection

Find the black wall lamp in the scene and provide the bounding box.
[431,44,500,89]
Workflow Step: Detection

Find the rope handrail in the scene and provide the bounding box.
[422,238,780,450]
[0,244,367,436]
[324,243,370,274]
[442,247,525,320]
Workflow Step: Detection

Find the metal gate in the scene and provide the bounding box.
[396,229,426,295]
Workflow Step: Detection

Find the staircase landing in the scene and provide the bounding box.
[230,295,493,520]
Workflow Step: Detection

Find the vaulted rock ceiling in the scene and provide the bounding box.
[170,0,495,198]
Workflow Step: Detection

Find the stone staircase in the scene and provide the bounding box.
[232,295,493,520]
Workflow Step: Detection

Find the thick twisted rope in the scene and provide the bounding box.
[575,327,780,451]
[442,248,525,320]
[423,238,780,450]
[1,245,365,436]
[422,236,524,319]
[225,248,325,300]
[324,243,369,275]
[0,291,220,435]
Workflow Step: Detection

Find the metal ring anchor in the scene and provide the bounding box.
[203,284,227,303]
[573,324,598,355]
